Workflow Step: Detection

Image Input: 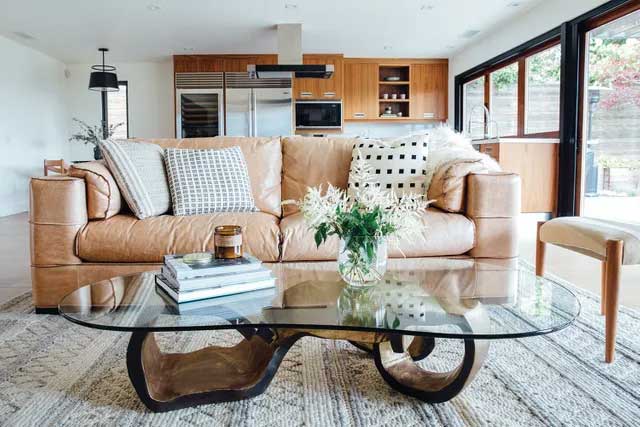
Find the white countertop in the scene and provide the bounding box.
[472,137,560,145]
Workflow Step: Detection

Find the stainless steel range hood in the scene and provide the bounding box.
[248,24,334,79]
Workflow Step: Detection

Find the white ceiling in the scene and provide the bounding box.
[0,0,544,64]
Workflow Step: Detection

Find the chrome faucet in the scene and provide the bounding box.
[466,105,499,141]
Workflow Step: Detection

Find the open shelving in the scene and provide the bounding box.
[378,65,410,119]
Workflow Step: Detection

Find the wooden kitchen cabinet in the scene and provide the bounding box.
[478,142,558,213]
[343,62,378,120]
[410,63,448,121]
[294,54,344,99]
[174,55,222,72]
[173,55,277,73]
[222,55,277,72]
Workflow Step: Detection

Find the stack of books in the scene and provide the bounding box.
[155,253,275,308]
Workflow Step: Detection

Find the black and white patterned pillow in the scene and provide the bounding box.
[164,146,257,216]
[347,135,428,197]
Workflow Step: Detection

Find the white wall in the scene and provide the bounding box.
[65,61,174,160]
[448,0,609,120]
[0,36,69,217]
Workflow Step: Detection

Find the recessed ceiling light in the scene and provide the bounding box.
[284,3,298,9]
[420,4,434,11]
[147,3,161,11]
[12,31,36,40]
[461,30,481,39]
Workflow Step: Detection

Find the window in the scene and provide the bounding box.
[460,41,560,139]
[463,76,485,140]
[107,81,128,139]
[526,45,561,134]
[490,62,518,137]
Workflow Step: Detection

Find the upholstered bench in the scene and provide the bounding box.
[535,217,640,363]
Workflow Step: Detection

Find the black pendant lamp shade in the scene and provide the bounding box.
[89,48,119,92]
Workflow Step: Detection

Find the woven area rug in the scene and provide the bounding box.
[1,265,639,427]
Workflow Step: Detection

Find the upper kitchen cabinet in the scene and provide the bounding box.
[222,55,278,72]
[342,59,448,122]
[173,55,277,73]
[174,55,223,72]
[343,62,378,120]
[294,54,344,99]
[410,62,448,121]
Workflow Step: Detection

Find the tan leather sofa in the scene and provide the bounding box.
[29,136,521,312]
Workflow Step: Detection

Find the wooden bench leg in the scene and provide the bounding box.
[535,221,546,277]
[600,261,607,316]
[604,240,623,364]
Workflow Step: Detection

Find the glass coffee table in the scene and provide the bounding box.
[59,258,580,413]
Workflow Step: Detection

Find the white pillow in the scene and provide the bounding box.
[100,139,171,219]
[347,136,428,197]
[164,146,257,216]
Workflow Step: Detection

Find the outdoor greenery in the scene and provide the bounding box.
[589,38,640,109]
[598,156,640,170]
[487,39,640,110]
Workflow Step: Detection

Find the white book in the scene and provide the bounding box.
[156,286,276,315]
[160,265,273,292]
[163,253,262,280]
[155,274,276,304]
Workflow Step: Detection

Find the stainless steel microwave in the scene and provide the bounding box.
[295,100,342,129]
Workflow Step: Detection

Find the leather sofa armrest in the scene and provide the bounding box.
[465,172,521,258]
[427,159,489,212]
[29,176,87,266]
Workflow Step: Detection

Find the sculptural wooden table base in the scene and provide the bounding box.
[58,264,580,414]
[126,328,489,413]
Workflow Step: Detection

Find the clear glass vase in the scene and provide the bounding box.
[337,237,387,287]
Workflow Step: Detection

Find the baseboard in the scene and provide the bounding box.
[35,307,59,315]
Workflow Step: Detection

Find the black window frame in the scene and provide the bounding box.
[454,0,638,217]
[102,80,129,139]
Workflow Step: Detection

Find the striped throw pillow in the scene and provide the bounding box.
[164,146,257,216]
[99,139,171,219]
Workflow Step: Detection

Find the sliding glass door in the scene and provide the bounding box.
[580,9,640,223]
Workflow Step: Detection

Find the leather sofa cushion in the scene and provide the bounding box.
[280,208,475,261]
[77,212,280,263]
[281,136,356,216]
[68,161,122,219]
[134,137,282,217]
[427,159,489,213]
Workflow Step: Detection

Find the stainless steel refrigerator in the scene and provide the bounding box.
[225,72,293,137]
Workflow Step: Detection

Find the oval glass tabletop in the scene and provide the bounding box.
[58,258,580,340]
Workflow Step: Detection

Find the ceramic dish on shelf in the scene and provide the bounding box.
[384,76,401,81]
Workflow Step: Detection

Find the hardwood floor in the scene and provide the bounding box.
[0,213,31,303]
[0,212,638,309]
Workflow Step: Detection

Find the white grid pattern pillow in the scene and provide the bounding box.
[164,146,257,216]
[347,136,428,197]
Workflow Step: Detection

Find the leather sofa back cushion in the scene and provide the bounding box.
[134,137,282,217]
[68,161,122,219]
[427,159,489,213]
[282,136,356,216]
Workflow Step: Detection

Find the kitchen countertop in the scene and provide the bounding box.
[472,137,560,145]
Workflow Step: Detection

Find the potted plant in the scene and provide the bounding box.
[68,118,123,160]
[290,155,428,287]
